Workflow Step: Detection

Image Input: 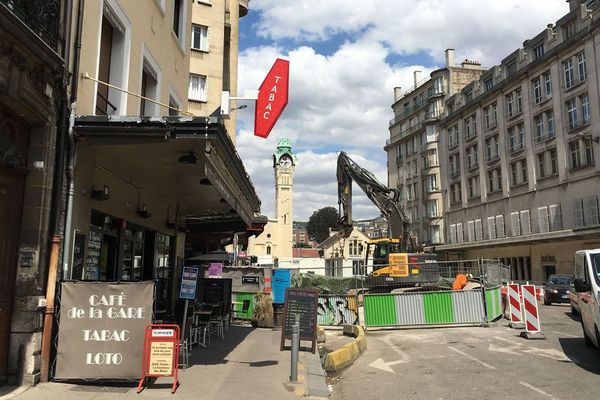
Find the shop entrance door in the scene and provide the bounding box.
[0,169,25,379]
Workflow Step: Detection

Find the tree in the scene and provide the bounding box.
[307,206,340,243]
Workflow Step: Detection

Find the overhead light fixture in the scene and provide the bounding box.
[232,105,248,111]
[199,177,212,185]
[91,185,110,201]
[137,204,152,219]
[178,151,199,164]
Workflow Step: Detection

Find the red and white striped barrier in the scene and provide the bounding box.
[521,284,541,333]
[507,283,523,327]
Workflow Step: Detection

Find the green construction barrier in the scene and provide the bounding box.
[364,294,397,327]
[233,292,255,320]
[484,286,502,321]
[423,291,454,324]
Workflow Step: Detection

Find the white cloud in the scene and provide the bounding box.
[235,0,570,222]
[249,0,567,65]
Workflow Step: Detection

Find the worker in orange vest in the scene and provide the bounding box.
[453,273,473,290]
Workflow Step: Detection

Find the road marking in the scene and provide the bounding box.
[488,343,521,355]
[448,346,496,370]
[369,357,408,373]
[519,381,560,400]
[521,347,571,362]
[369,337,411,373]
[494,336,524,346]
[549,331,579,338]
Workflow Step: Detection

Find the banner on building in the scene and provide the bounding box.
[55,281,154,379]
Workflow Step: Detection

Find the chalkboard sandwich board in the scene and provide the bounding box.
[280,288,319,354]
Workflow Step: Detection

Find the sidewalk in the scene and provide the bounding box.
[5,325,329,400]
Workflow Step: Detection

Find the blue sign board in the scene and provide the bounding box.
[272,269,291,304]
[180,266,199,300]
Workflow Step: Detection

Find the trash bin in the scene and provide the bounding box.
[272,304,284,330]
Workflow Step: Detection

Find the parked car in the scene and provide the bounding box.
[573,249,600,348]
[569,288,580,315]
[543,274,573,305]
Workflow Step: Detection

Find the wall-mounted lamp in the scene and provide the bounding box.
[576,133,600,143]
[137,204,152,219]
[232,105,248,111]
[91,185,110,201]
[166,215,176,229]
[178,151,199,164]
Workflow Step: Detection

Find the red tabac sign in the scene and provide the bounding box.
[254,58,289,138]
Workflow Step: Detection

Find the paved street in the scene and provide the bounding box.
[329,304,600,400]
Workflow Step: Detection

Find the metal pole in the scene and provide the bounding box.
[290,314,300,382]
[41,235,61,382]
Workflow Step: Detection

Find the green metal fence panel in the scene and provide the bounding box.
[484,286,502,321]
[423,292,454,324]
[233,292,255,320]
[364,295,398,327]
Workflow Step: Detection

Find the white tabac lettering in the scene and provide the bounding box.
[274,75,281,83]
[263,111,270,120]
[82,330,130,342]
[270,85,278,93]
[269,93,275,101]
[265,103,272,111]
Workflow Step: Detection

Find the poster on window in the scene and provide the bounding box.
[55,281,154,379]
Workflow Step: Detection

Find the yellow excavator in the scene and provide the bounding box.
[337,152,437,290]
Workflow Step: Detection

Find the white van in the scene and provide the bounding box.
[573,249,600,348]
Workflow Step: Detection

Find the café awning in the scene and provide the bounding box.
[74,115,266,237]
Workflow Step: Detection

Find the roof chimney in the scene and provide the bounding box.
[445,48,455,67]
[413,71,422,89]
[394,87,402,102]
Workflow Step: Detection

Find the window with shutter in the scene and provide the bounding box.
[549,204,562,231]
[488,216,496,239]
[573,199,585,228]
[584,196,599,226]
[496,215,505,238]
[538,206,549,233]
[457,223,464,243]
[475,219,483,240]
[520,210,531,235]
[511,212,521,236]
[450,224,457,244]
[467,220,475,242]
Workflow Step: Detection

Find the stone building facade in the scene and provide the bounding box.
[385,50,484,247]
[437,0,600,281]
[0,0,66,385]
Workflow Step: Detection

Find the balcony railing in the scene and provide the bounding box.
[486,152,500,162]
[386,120,425,145]
[2,0,60,50]
[534,131,556,143]
[449,169,461,179]
[566,117,591,132]
[508,142,525,153]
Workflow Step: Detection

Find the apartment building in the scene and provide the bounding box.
[438,0,600,281]
[188,0,248,143]
[385,50,485,246]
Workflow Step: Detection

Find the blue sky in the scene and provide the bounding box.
[234,0,569,221]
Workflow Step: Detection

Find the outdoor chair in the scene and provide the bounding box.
[208,302,225,340]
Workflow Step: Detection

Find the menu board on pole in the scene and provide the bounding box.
[280,288,319,353]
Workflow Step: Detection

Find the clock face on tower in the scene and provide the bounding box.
[279,155,293,169]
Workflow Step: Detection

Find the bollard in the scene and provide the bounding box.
[290,314,300,382]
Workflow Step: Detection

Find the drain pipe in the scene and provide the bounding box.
[62,0,85,279]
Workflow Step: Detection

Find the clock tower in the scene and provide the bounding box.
[273,138,295,258]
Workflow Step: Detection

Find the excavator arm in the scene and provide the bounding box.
[337,151,420,252]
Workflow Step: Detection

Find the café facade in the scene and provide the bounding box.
[65,115,265,320]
